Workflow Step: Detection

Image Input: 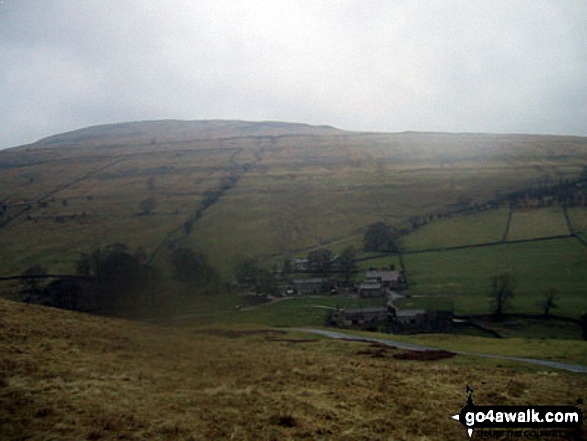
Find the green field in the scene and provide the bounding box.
[330,327,587,366]
[401,237,587,317]
[355,254,401,270]
[150,293,387,329]
[568,206,587,242]
[506,207,570,240]
[402,208,509,250]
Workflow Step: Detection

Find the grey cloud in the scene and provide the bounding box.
[1,0,586,149]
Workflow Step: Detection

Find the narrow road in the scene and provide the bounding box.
[294,328,587,374]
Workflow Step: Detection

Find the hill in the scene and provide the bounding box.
[28,120,344,149]
[1,298,585,440]
[1,120,586,281]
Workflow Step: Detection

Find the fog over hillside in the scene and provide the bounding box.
[30,120,345,148]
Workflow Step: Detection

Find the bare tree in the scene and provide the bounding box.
[538,288,559,318]
[139,197,156,215]
[488,273,515,320]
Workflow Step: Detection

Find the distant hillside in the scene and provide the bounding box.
[0,120,586,279]
[28,119,344,149]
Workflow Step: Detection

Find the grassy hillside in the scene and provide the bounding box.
[2,121,586,280]
[1,299,586,440]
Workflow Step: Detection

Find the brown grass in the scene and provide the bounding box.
[1,298,586,440]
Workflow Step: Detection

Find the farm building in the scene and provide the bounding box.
[357,270,406,297]
[291,278,331,295]
[388,306,426,325]
[387,302,453,333]
[342,307,387,327]
[293,258,309,272]
[339,299,453,333]
[358,282,384,297]
[364,270,404,289]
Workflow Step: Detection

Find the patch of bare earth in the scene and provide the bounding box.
[0,299,585,440]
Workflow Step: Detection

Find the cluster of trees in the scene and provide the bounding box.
[235,258,279,296]
[201,167,244,211]
[363,222,401,252]
[20,243,219,317]
[182,167,248,235]
[498,165,587,209]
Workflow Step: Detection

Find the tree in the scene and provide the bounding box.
[139,197,156,215]
[183,220,193,235]
[43,278,83,310]
[488,273,515,320]
[78,243,159,313]
[538,288,559,318]
[281,257,293,276]
[236,259,260,286]
[580,312,587,341]
[338,246,357,284]
[20,264,48,301]
[363,222,400,252]
[170,247,215,287]
[307,249,333,273]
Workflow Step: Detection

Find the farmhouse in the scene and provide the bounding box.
[364,270,404,289]
[291,278,331,295]
[342,307,387,327]
[387,301,453,333]
[388,305,426,325]
[357,282,384,297]
[357,270,406,297]
[293,258,309,272]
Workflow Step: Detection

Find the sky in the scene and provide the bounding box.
[1,0,587,149]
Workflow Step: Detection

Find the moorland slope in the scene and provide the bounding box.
[1,298,585,440]
[1,120,586,278]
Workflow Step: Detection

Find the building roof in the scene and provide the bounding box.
[292,278,328,284]
[365,271,401,282]
[358,283,382,290]
[396,309,426,318]
[343,307,387,315]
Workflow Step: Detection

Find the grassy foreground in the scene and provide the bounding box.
[1,299,586,440]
